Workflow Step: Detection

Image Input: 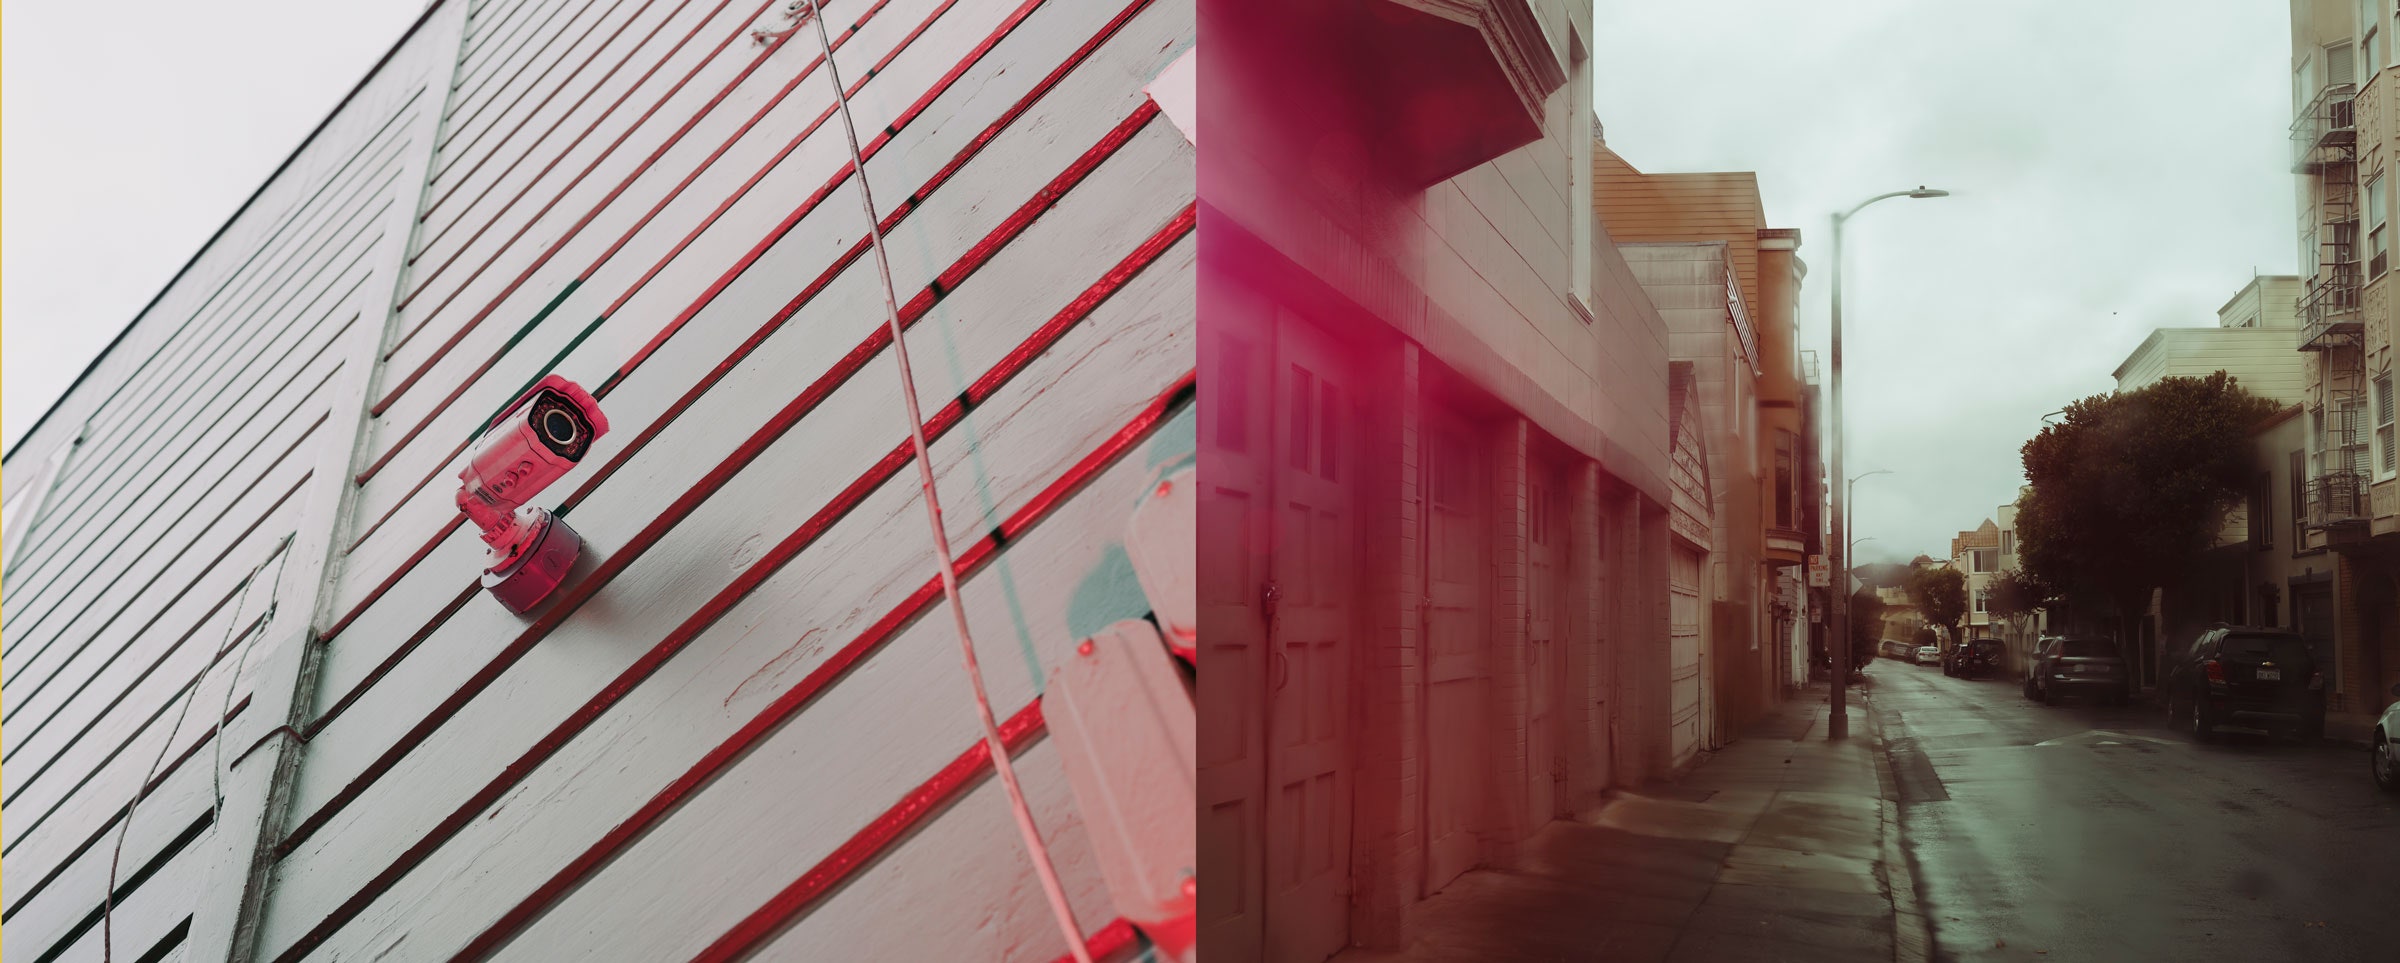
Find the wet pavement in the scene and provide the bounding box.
[1335,684,1919,962]
[1866,659,2400,963]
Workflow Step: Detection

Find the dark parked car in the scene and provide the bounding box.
[2162,627,2325,741]
[2024,637,2128,705]
[1945,639,2005,678]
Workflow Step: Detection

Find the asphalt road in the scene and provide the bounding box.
[1863,658,2400,963]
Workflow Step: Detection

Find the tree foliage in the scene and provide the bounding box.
[2015,371,2280,617]
[1908,566,1968,641]
[1986,568,2055,622]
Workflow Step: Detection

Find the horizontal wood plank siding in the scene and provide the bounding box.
[9,2,1192,962]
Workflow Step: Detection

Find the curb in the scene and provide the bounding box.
[1858,690,1934,963]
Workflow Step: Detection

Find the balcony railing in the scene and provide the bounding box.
[2299,263,2364,349]
[2293,83,2359,173]
[2305,471,2369,530]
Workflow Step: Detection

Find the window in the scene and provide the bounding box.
[1971,549,1995,572]
[1774,431,1795,529]
[2332,41,2355,86]
[2292,449,2308,542]
[2379,373,2396,477]
[2371,173,2389,277]
[2303,227,2319,282]
[1974,589,1988,614]
[2340,398,2367,472]
[2000,531,2015,556]
[2311,407,2326,476]
[2369,0,2385,79]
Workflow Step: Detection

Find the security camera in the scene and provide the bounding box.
[456,374,610,614]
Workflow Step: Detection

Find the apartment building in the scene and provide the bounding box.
[1196,0,1744,957]
[2110,275,2310,406]
[2287,0,2400,740]
[1596,143,1811,751]
[1952,519,2002,640]
[1,2,1196,961]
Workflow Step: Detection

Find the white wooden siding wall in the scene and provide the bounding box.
[268,0,1196,960]
[3,0,1193,960]
[0,19,449,963]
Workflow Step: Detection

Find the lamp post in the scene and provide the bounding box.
[1828,187,1948,740]
[1845,471,1891,571]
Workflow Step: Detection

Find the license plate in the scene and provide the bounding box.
[2257,668,2281,681]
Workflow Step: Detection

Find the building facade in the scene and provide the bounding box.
[1,2,1196,961]
[1197,0,1755,958]
[2287,0,2399,740]
[1596,144,1810,750]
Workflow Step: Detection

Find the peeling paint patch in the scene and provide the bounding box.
[1067,543,1149,643]
[728,627,827,708]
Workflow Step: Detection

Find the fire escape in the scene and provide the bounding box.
[2295,81,2370,536]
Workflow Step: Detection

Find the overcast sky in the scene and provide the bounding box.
[1595,0,2298,565]
[3,0,2300,561]
[2,0,428,454]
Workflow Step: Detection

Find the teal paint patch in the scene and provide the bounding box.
[1066,542,1150,643]
[468,280,589,442]
[1141,398,1197,482]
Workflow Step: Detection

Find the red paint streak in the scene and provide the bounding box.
[440,363,1190,963]
[1066,919,1143,963]
[323,2,1157,639]
[363,0,904,473]
[436,0,677,184]
[377,0,822,363]
[265,210,1192,963]
[318,516,467,645]
[359,1,892,494]
[423,0,750,226]
[305,585,479,739]
[678,703,1048,963]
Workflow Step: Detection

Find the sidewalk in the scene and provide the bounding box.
[1333,683,1929,963]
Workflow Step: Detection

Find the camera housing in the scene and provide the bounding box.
[456,374,610,614]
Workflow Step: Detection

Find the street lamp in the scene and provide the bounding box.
[1828,187,1948,741]
[1845,470,1892,567]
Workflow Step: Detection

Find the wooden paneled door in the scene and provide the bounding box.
[1423,410,1488,894]
[1264,311,1358,963]
[1198,308,1272,963]
[1669,545,1705,768]
[1197,302,1359,963]
[1526,468,1567,825]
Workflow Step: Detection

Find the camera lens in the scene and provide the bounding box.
[527,391,593,461]
[540,408,579,448]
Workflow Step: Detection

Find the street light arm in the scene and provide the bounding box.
[1836,191,1919,224]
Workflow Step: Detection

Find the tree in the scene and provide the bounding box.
[2016,371,2279,634]
[1909,566,1968,643]
[1986,568,2054,623]
[1849,586,1884,669]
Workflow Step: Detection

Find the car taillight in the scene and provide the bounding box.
[2204,660,2225,683]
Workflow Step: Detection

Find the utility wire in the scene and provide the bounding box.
[106,537,285,962]
[800,4,1092,961]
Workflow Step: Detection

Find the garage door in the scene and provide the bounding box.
[1669,546,1705,768]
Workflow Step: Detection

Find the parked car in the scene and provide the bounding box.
[1881,639,1915,661]
[2025,637,2129,705]
[1914,645,1941,666]
[2162,627,2324,741]
[2374,682,2400,793]
[1946,639,2005,678]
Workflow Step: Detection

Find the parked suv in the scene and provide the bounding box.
[1946,638,2005,678]
[2163,627,2324,741]
[2025,637,2128,706]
